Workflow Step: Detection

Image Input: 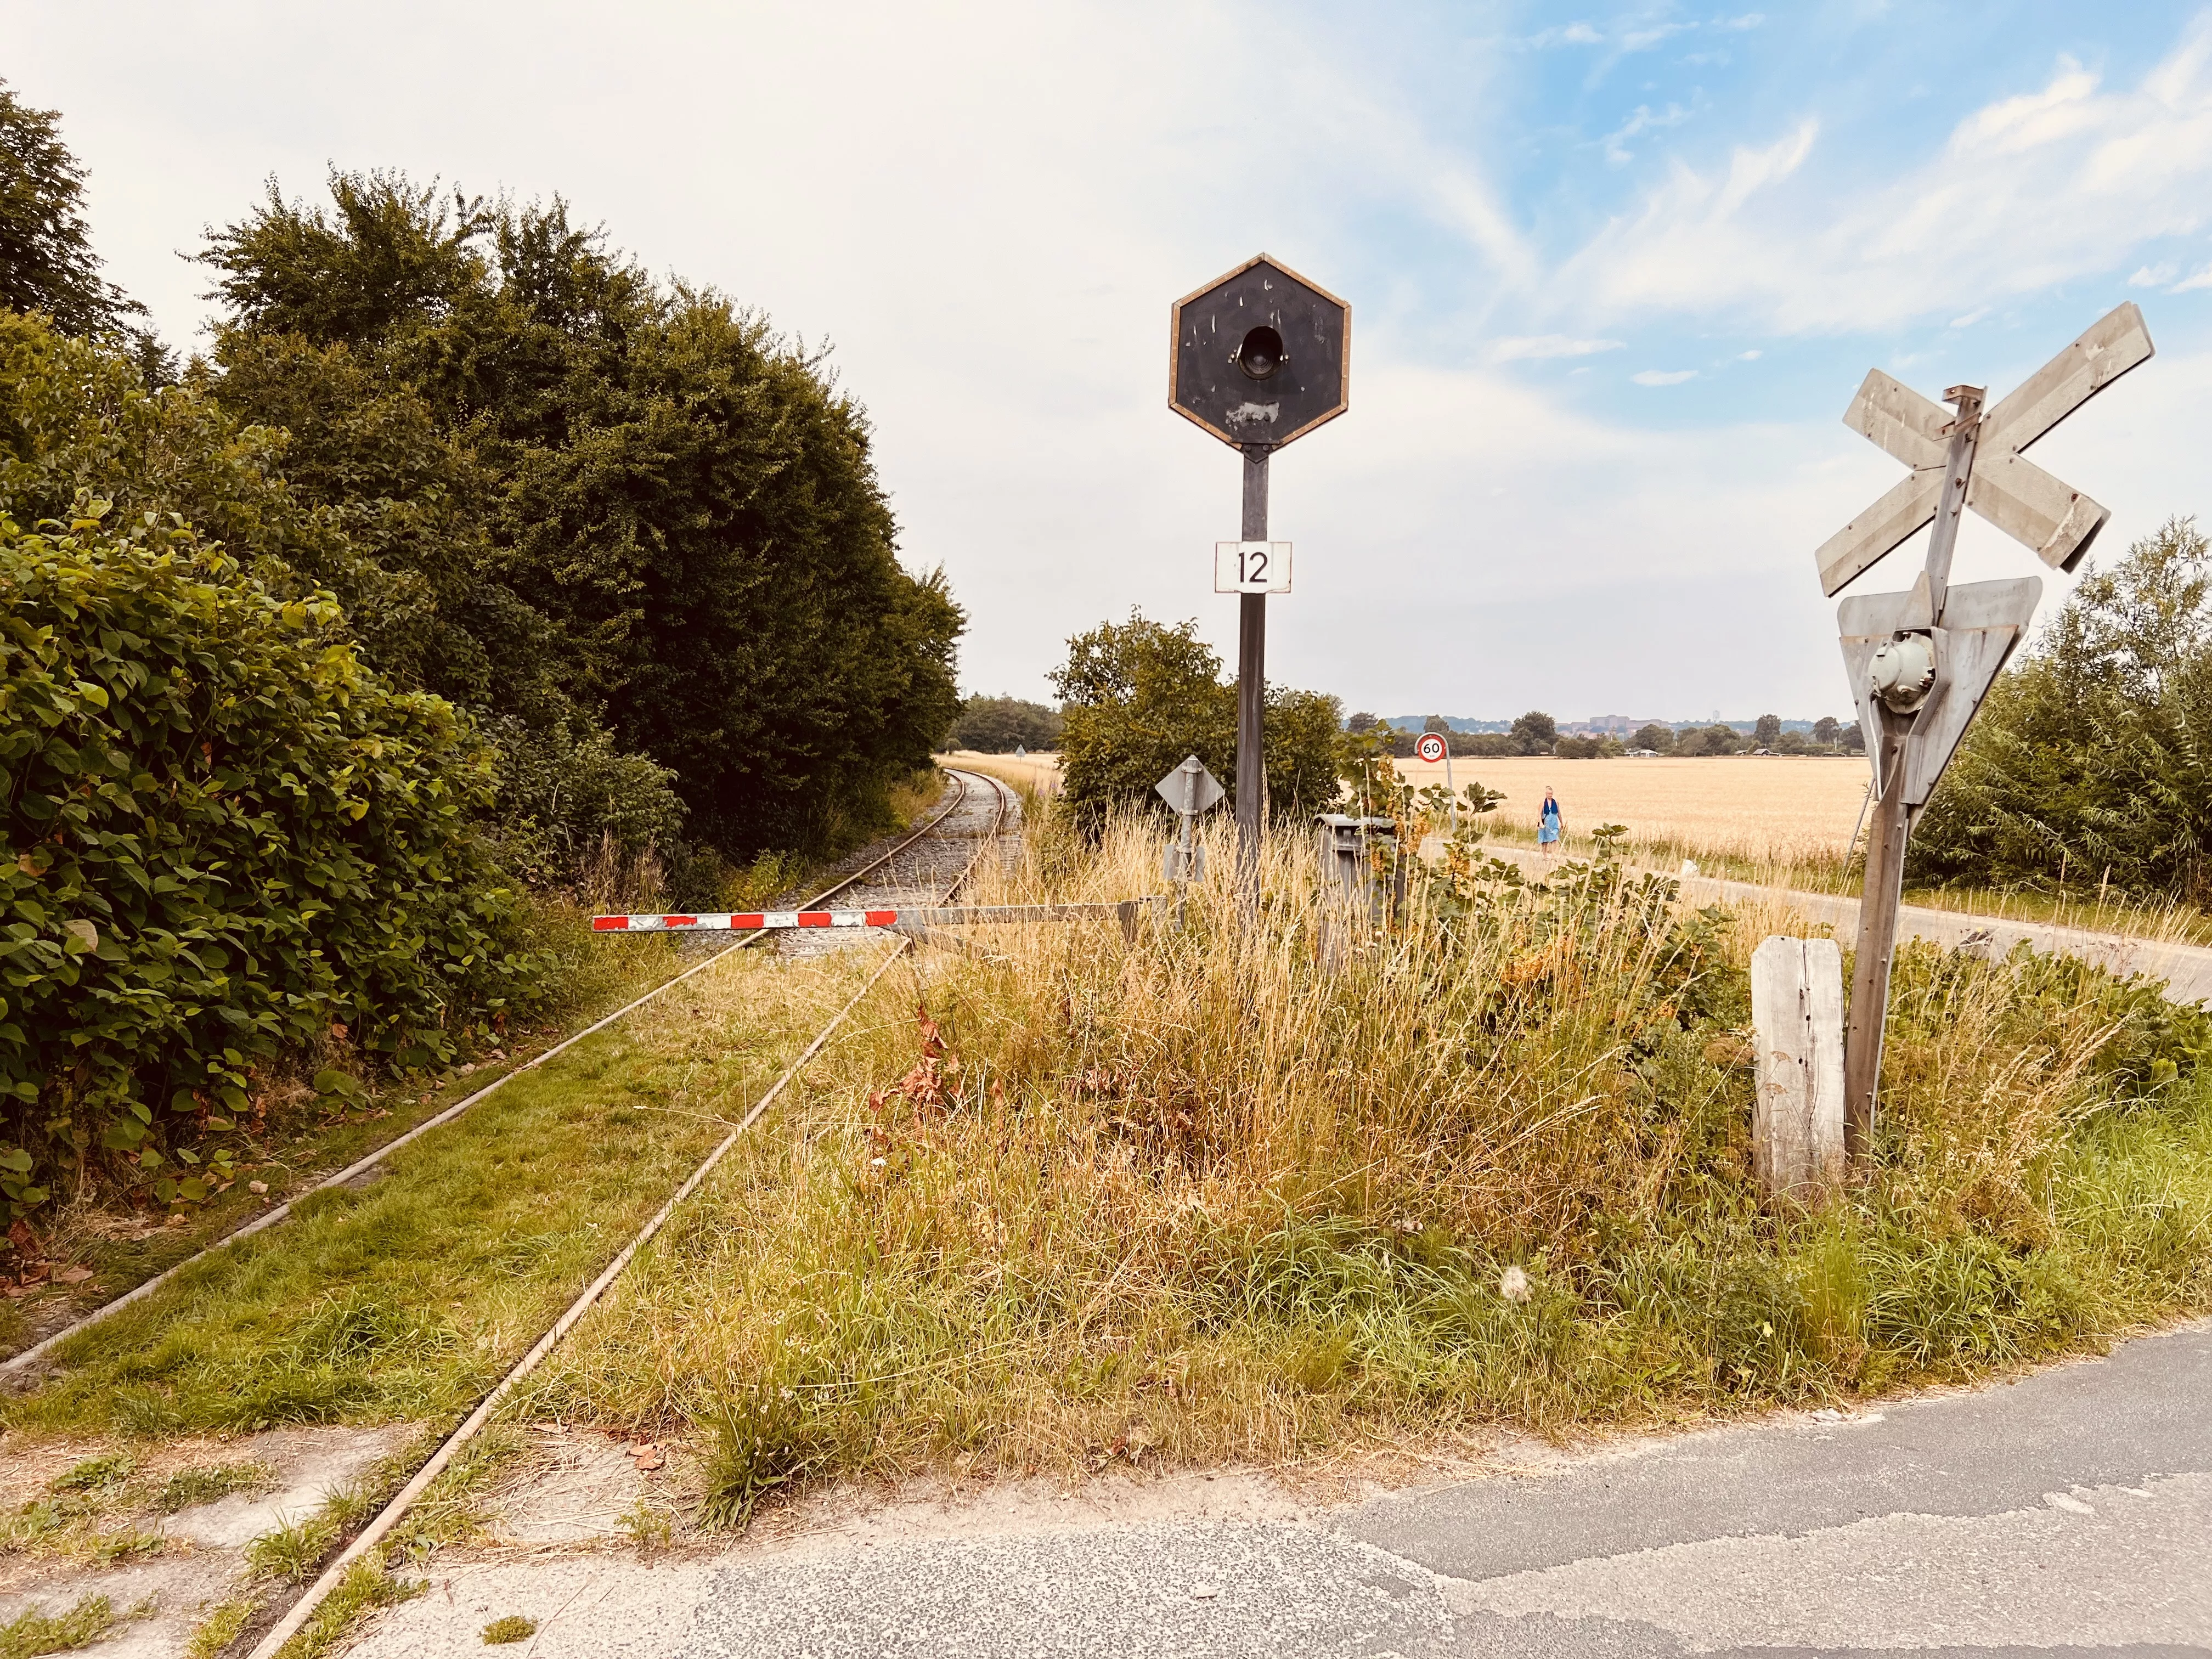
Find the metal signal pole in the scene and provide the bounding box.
[1238,444,1270,903]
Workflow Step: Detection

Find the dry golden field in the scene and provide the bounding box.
[1393,754,1870,862]
[948,750,1871,866]
[943,749,1064,797]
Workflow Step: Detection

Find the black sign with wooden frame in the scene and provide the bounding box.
[1170,254,1349,450]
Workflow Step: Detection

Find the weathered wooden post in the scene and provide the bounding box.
[1750,936,1846,1201]
[1170,256,1350,910]
[1813,304,2153,1163]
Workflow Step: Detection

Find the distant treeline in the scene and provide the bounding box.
[944,694,1062,753]
[1346,711,1864,759]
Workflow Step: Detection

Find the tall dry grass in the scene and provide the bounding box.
[534,808,2212,1500]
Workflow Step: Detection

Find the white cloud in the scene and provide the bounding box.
[1604,101,1696,163]
[1950,306,1991,328]
[2174,263,2212,291]
[1491,334,1626,360]
[1549,16,2212,332]
[1532,21,1604,46]
[1737,348,1762,360]
[2130,262,2180,286]
[1632,369,1698,385]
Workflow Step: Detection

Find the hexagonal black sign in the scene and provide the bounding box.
[1170,255,1349,450]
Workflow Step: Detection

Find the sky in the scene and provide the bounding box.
[9,2,2212,722]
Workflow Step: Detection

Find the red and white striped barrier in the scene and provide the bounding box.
[593,899,1169,936]
[592,909,896,933]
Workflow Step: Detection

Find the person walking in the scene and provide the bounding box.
[1538,787,1562,855]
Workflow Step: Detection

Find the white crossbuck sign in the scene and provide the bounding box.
[1816,303,2154,599]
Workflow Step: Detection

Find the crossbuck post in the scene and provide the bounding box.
[1842,385,1981,1156]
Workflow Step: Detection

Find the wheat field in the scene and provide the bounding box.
[947,748,1872,868]
[1389,754,1871,862]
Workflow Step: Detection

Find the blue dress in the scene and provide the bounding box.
[1538,798,1561,845]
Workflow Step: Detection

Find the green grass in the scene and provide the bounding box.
[272,1562,424,1659]
[0,1594,153,1659]
[481,1615,537,1645]
[2,944,893,1440]
[154,1460,277,1513]
[0,927,691,1363]
[185,1598,258,1659]
[520,815,2212,1502]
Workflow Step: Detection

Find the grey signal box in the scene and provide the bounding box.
[1170,255,1349,450]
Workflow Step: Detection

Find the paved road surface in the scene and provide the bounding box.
[352,1321,2210,1658]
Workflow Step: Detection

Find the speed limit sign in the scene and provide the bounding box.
[1415,732,1447,763]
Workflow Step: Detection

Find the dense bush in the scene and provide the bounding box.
[0,311,686,881]
[1912,518,2212,899]
[1049,612,1340,834]
[0,507,539,1220]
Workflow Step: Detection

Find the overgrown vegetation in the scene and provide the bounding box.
[1052,611,1341,833]
[2,944,884,1434]
[1915,517,2212,901]
[0,487,542,1220]
[524,806,2212,1507]
[1,104,967,1248]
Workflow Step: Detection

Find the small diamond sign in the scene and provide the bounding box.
[1154,755,1225,816]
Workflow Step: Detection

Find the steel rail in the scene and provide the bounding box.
[2,770,978,1378]
[244,768,1017,1659]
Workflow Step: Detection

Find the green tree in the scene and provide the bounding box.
[1754,713,1782,746]
[1812,715,1840,746]
[1911,517,2212,899]
[946,695,1063,753]
[199,170,962,860]
[1050,612,1339,833]
[0,311,685,872]
[1510,710,1557,754]
[1632,722,1674,752]
[0,79,144,340]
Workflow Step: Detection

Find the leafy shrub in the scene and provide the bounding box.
[483,713,685,888]
[0,505,540,1221]
[1050,611,1341,834]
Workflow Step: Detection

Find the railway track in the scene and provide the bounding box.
[240,766,1017,1658]
[1,768,1003,1380]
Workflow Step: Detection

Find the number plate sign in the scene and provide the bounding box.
[1415,733,1447,763]
[1215,540,1291,594]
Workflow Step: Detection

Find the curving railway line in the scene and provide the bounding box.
[227,765,1015,1655]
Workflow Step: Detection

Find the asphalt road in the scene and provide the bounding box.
[671,1321,2211,1659]
[346,1322,2210,1658]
